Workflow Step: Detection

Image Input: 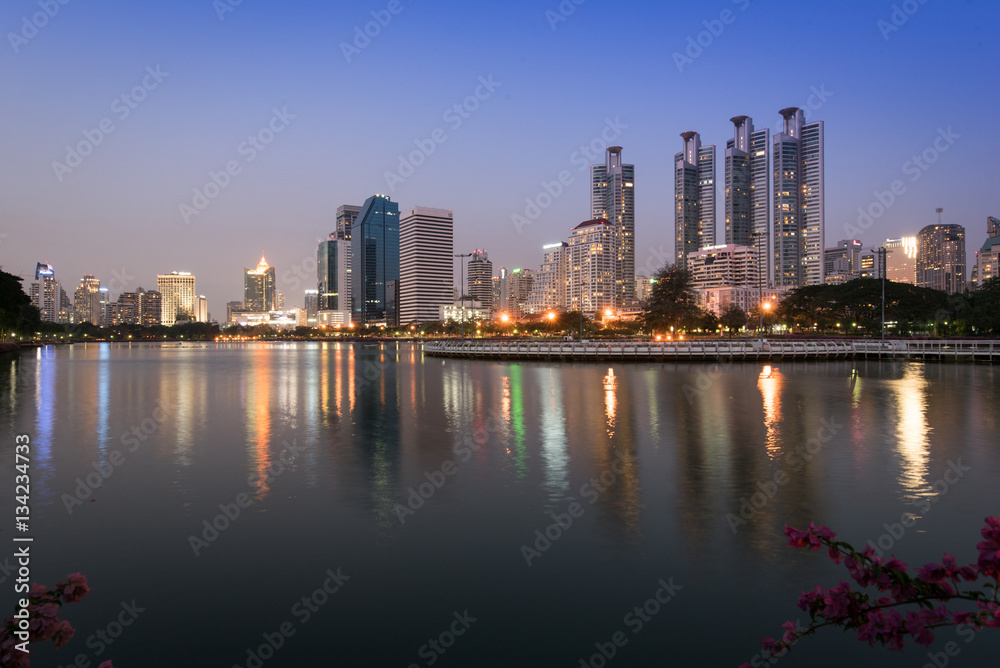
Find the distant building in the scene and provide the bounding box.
[157,272,196,325]
[884,237,917,284]
[351,195,400,325]
[567,219,616,315]
[859,252,879,280]
[226,300,244,325]
[772,107,825,287]
[698,287,788,317]
[441,301,489,323]
[399,206,454,324]
[824,240,863,285]
[336,204,362,240]
[635,276,656,304]
[194,295,208,323]
[318,233,351,323]
[974,216,1000,288]
[73,274,102,325]
[244,256,276,312]
[506,268,535,319]
[303,290,319,326]
[917,224,966,294]
[688,244,759,289]
[675,132,716,266]
[31,262,60,322]
[467,250,493,311]
[725,116,770,272]
[592,146,636,306]
[525,243,568,314]
[494,267,509,313]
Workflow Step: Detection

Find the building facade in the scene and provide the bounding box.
[772,107,825,287]
[318,234,351,322]
[591,146,636,306]
[525,242,568,314]
[883,237,917,284]
[73,274,102,325]
[31,262,60,323]
[157,272,196,325]
[687,244,759,290]
[567,219,617,315]
[974,217,1000,288]
[399,206,454,324]
[244,256,276,312]
[351,195,400,325]
[675,132,716,267]
[467,250,493,312]
[824,239,863,285]
[916,224,966,294]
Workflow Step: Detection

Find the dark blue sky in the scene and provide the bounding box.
[2,0,998,312]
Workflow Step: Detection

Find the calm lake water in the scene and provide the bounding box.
[1,342,998,667]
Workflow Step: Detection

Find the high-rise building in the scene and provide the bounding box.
[636,276,656,304]
[467,250,493,311]
[244,256,276,312]
[974,217,1000,287]
[526,242,568,314]
[73,274,102,325]
[194,296,209,323]
[773,107,825,287]
[567,219,617,315]
[303,290,319,325]
[492,274,502,313]
[725,116,770,278]
[157,272,196,325]
[139,289,162,326]
[823,240,863,285]
[351,194,400,325]
[687,244,759,289]
[336,204,362,240]
[675,132,716,267]
[884,237,918,284]
[506,268,535,319]
[31,262,59,322]
[317,233,351,322]
[591,146,636,306]
[399,206,454,325]
[917,224,966,294]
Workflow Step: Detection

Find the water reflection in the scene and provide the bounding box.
[891,364,931,500]
[537,368,569,500]
[603,368,617,438]
[757,365,783,458]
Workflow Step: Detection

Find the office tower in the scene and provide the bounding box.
[336,204,362,240]
[194,296,208,323]
[496,267,509,313]
[859,253,878,279]
[244,256,276,312]
[139,289,162,326]
[725,116,771,278]
[567,219,617,315]
[491,275,501,313]
[303,290,319,325]
[916,224,966,294]
[317,233,351,323]
[975,217,1000,287]
[526,242,568,314]
[73,274,102,325]
[467,250,493,311]
[773,107,825,287]
[399,206,454,325]
[823,239,863,284]
[351,194,400,325]
[276,292,284,310]
[591,146,636,306]
[675,133,716,267]
[58,287,72,324]
[31,262,59,322]
[883,237,918,284]
[635,276,656,304]
[157,272,196,325]
[506,268,535,319]
[687,244,759,289]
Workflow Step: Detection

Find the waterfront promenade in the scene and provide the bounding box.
[422,339,1000,363]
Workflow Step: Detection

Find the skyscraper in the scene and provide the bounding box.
[675,132,716,267]
[157,272,196,325]
[725,116,770,277]
[773,107,825,287]
[31,262,59,322]
[884,237,918,284]
[195,296,209,323]
[336,204,362,240]
[525,242,568,314]
[591,146,635,306]
[73,274,102,325]
[467,250,493,311]
[317,233,351,323]
[244,256,276,312]
[917,224,966,294]
[567,219,617,315]
[351,194,400,325]
[823,240,863,284]
[506,268,535,319]
[975,217,1000,287]
[399,206,454,325]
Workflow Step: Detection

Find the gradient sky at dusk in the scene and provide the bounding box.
[2,0,998,313]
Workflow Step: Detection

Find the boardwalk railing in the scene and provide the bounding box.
[421,339,999,363]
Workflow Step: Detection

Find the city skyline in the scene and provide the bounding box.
[3,1,998,312]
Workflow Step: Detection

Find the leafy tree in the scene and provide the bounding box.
[719,305,747,337]
[969,277,1000,335]
[0,270,31,340]
[641,264,703,332]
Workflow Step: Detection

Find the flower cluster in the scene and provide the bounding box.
[0,574,112,668]
[739,517,1000,667]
